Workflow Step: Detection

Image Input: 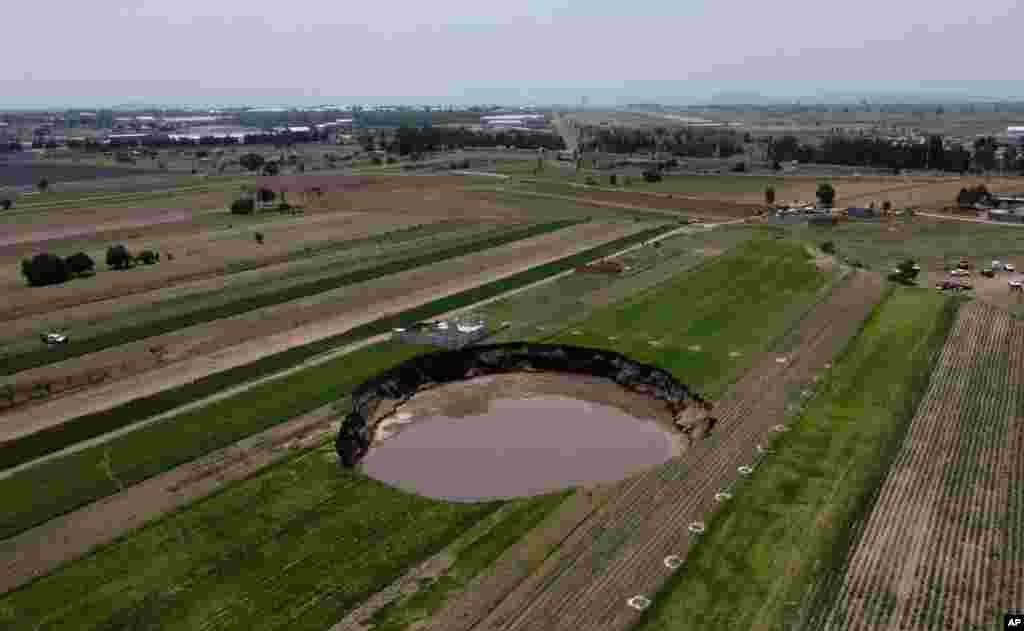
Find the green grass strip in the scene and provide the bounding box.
[2,219,580,375]
[0,224,673,538]
[631,288,959,631]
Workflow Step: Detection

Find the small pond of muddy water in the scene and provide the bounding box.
[361,373,681,501]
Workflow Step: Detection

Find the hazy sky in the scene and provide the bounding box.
[3,0,1023,107]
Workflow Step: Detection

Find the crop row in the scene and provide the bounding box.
[815,301,1023,630]
[0,223,674,538]
[1,219,581,376]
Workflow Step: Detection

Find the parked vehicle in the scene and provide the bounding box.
[1006,263,1015,272]
[982,269,995,278]
[41,332,68,345]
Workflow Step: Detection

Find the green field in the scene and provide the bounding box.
[364,490,572,631]
[543,236,839,397]
[786,216,1024,273]
[632,289,959,631]
[493,159,784,195]
[0,224,675,537]
[0,444,502,631]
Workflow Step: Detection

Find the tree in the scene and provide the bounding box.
[1,199,11,211]
[136,250,160,265]
[37,178,49,193]
[765,186,776,206]
[816,182,836,208]
[609,174,618,186]
[882,200,892,213]
[888,258,920,285]
[21,253,69,286]
[65,252,95,276]
[262,161,280,176]
[642,170,662,183]
[238,153,265,172]
[256,187,276,205]
[820,241,836,255]
[231,198,255,214]
[106,244,133,270]
[254,231,264,244]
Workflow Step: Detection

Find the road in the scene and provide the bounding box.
[918,211,1024,226]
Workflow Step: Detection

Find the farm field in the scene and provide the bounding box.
[423,262,885,631]
[0,162,159,187]
[807,300,1023,631]
[0,218,647,458]
[6,159,1017,631]
[0,220,483,358]
[0,441,508,631]
[0,229,839,626]
[785,215,1024,311]
[0,219,567,377]
[0,223,677,545]
[493,159,1021,212]
[632,288,957,631]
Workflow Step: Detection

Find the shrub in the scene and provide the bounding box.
[21,253,69,286]
[65,252,95,276]
[254,232,264,244]
[888,259,920,285]
[731,162,747,172]
[459,159,470,169]
[820,241,836,255]
[256,188,276,205]
[37,178,49,192]
[1,199,12,210]
[230,198,255,214]
[106,244,133,270]
[642,170,662,183]
[609,174,618,186]
[386,156,398,164]
[817,182,836,207]
[371,156,383,165]
[584,176,598,186]
[238,153,265,172]
[136,250,160,265]
[262,162,280,176]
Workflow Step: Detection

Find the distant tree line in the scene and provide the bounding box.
[576,127,746,158]
[767,134,1023,174]
[370,127,566,156]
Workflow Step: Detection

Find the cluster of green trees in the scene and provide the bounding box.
[577,127,745,158]
[767,134,1023,174]
[956,185,994,208]
[21,245,160,287]
[358,127,565,156]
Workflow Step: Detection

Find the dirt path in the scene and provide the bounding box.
[423,270,886,631]
[0,222,650,445]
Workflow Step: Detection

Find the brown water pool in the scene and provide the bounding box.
[361,374,679,501]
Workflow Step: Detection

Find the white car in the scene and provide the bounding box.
[950,268,970,277]
[1006,263,1016,272]
[42,332,68,345]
